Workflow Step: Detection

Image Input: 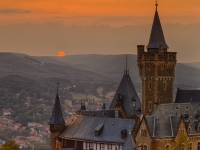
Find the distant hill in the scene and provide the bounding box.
[34,54,200,91]
[184,62,200,69]
[0,53,113,84]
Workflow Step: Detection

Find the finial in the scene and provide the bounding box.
[155,1,158,10]
[57,83,60,94]
[124,55,129,75]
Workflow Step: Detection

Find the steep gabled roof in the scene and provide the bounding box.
[175,88,200,105]
[49,94,65,125]
[122,135,136,150]
[144,103,200,138]
[109,74,141,118]
[59,114,136,144]
[147,4,168,50]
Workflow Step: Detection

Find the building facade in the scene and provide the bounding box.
[135,103,200,150]
[137,3,177,115]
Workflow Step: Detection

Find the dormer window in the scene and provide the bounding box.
[121,129,127,139]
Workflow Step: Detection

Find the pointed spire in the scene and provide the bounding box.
[49,83,65,125]
[124,55,129,75]
[147,2,168,52]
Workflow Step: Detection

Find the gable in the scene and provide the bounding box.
[109,74,141,118]
[136,117,151,139]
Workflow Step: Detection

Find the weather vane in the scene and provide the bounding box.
[155,0,158,10]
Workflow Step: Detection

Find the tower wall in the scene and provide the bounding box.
[137,45,176,115]
[50,124,65,148]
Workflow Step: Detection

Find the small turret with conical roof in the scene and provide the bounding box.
[49,83,65,148]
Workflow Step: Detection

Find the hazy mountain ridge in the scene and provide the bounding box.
[0,53,113,84]
[184,62,200,69]
[38,54,200,90]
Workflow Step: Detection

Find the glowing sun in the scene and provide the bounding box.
[58,51,65,57]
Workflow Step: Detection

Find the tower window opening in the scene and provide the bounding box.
[163,82,167,91]
[149,82,152,90]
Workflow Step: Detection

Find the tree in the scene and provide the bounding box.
[0,140,20,150]
[171,134,188,150]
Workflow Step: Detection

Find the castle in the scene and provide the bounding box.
[36,3,200,150]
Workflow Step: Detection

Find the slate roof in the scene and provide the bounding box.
[122,135,136,150]
[145,103,200,138]
[147,4,168,51]
[49,94,65,125]
[59,114,136,144]
[34,148,78,150]
[109,74,141,118]
[175,88,200,105]
[35,149,58,150]
[81,109,115,118]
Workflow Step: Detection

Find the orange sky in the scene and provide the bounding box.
[1,0,200,26]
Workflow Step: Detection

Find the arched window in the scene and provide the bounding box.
[165,145,169,150]
[141,145,147,150]
[198,142,200,150]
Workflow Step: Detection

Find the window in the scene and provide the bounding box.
[189,143,192,150]
[163,82,167,90]
[119,145,123,150]
[141,145,147,150]
[180,129,184,135]
[108,144,112,150]
[86,142,93,150]
[100,144,104,150]
[141,129,146,137]
[149,82,152,90]
[197,142,200,150]
[165,145,169,150]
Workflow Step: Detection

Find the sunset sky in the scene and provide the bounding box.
[1,0,200,25]
[0,1,200,62]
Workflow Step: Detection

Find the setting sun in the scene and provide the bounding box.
[58,51,65,57]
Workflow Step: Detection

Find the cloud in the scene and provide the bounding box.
[0,9,30,14]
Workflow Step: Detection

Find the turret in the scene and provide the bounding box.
[49,83,65,148]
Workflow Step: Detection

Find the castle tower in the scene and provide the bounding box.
[137,3,177,115]
[49,84,65,148]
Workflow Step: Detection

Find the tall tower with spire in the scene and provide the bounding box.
[137,3,177,115]
[49,84,65,148]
